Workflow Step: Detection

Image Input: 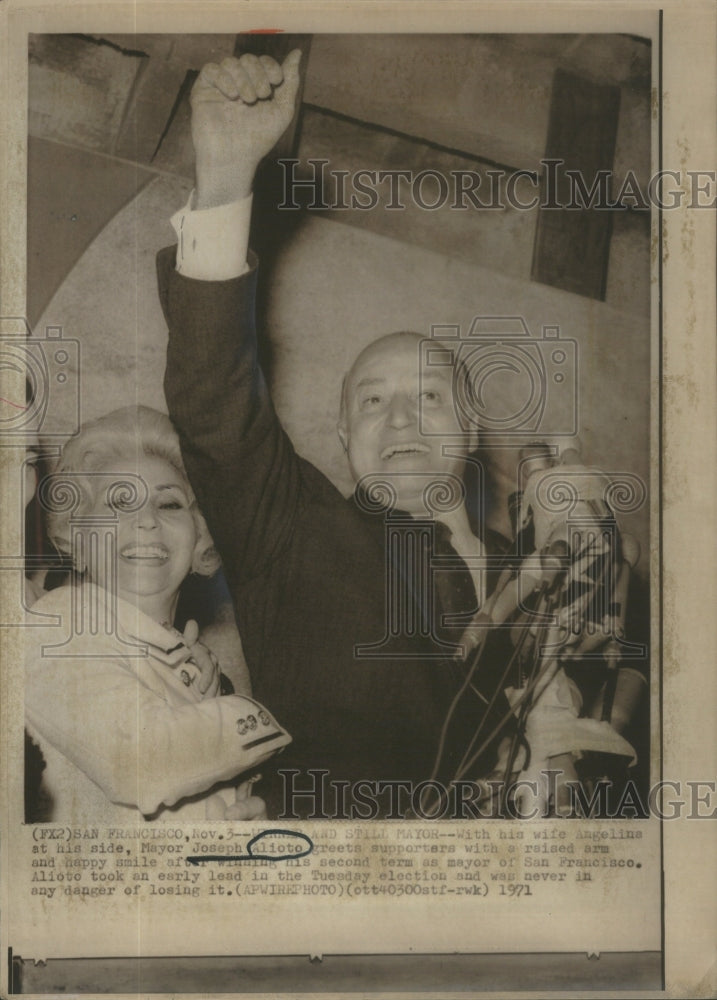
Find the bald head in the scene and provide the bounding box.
[341,331,424,422]
[336,329,473,512]
[350,330,424,375]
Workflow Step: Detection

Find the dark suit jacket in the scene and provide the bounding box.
[159,248,512,817]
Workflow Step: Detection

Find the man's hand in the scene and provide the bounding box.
[191,50,302,208]
[203,778,268,820]
[224,777,268,820]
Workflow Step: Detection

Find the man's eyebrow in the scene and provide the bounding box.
[155,483,186,492]
[419,370,451,383]
[354,376,386,389]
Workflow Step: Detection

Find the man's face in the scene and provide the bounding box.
[84,454,198,618]
[338,332,471,513]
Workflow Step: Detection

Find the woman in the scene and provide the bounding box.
[25,406,289,824]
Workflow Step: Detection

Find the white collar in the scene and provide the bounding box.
[77,582,191,667]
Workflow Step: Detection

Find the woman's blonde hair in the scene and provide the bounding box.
[44,405,220,577]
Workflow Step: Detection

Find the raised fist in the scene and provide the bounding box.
[191,50,302,208]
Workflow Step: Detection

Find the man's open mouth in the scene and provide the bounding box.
[380,442,431,461]
[120,544,169,562]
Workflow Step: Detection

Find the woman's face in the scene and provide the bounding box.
[83,454,198,620]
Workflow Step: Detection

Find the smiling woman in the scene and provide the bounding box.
[70,454,206,622]
[24,406,291,825]
[45,407,219,625]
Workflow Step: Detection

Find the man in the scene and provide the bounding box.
[159,52,641,818]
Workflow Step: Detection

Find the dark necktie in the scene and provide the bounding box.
[433,521,479,639]
[432,523,498,781]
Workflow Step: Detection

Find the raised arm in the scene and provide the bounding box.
[161,52,304,584]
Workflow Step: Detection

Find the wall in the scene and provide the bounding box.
[28,31,653,569]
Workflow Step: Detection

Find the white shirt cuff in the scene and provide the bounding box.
[171,192,252,281]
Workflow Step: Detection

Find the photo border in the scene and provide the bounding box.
[1,2,714,997]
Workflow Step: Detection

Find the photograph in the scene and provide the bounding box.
[22,27,654,828]
[1,2,715,996]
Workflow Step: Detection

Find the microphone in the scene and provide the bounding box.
[540,538,571,597]
[559,533,641,659]
[486,539,571,627]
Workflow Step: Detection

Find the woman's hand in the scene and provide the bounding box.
[183,619,221,698]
